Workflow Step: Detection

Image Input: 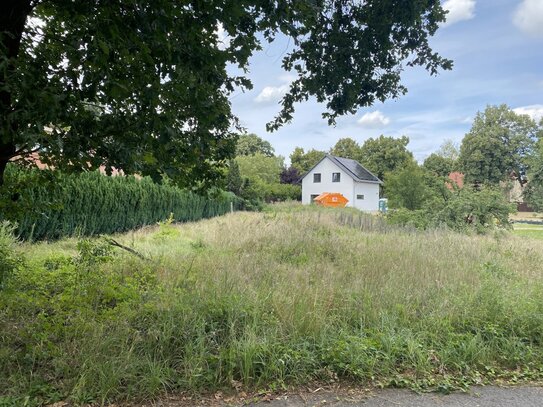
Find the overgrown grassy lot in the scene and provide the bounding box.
[2,203,543,406]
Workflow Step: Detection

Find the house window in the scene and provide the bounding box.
[332,172,341,182]
[357,194,365,200]
[313,173,321,183]
[310,194,319,202]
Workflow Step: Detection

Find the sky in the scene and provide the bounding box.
[225,0,543,163]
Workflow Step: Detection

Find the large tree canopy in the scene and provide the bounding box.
[359,135,414,181]
[423,153,454,177]
[459,105,538,185]
[290,147,326,173]
[236,134,275,157]
[330,137,362,161]
[1,0,451,188]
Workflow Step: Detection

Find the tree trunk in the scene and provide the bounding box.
[0,0,33,187]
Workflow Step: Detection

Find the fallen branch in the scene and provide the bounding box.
[103,237,150,261]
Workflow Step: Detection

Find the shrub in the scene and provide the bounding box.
[0,222,20,288]
[434,187,514,233]
[386,186,514,233]
[262,183,301,202]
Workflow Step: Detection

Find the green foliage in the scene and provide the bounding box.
[75,239,115,266]
[385,162,514,233]
[386,183,515,234]
[0,166,58,220]
[225,160,243,196]
[2,1,242,188]
[1,165,239,240]
[0,222,20,288]
[386,164,430,210]
[1,0,452,187]
[330,138,362,161]
[239,178,301,204]
[258,181,301,202]
[385,208,430,229]
[433,187,515,233]
[0,238,156,405]
[233,154,300,205]
[359,135,415,181]
[423,153,455,177]
[290,148,326,174]
[2,206,543,405]
[524,180,543,212]
[236,133,275,157]
[459,105,538,185]
[236,154,284,184]
[524,133,543,211]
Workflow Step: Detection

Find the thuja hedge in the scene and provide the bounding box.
[2,164,239,240]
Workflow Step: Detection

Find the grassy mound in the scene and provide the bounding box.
[2,204,543,405]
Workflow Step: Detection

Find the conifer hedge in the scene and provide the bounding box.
[2,165,238,240]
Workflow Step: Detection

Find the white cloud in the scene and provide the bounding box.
[357,111,391,128]
[254,84,289,104]
[513,104,543,122]
[215,23,231,50]
[514,0,543,37]
[441,0,476,27]
[254,75,295,104]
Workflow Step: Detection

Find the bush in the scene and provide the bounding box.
[433,187,514,233]
[386,186,514,234]
[1,164,240,240]
[262,183,301,202]
[0,222,20,288]
[386,208,431,230]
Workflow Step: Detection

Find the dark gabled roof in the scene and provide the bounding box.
[299,154,382,184]
[327,155,382,183]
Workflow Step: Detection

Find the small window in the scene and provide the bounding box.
[357,194,365,200]
[310,194,319,202]
[332,172,341,182]
[313,173,321,183]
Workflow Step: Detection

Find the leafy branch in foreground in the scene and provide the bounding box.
[1,1,452,188]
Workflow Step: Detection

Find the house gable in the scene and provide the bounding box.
[300,154,381,184]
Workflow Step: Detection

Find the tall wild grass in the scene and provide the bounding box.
[1,203,543,405]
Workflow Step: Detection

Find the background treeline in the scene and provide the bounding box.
[224,133,301,209]
[280,104,543,232]
[1,164,239,241]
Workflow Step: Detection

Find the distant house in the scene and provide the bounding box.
[447,170,533,212]
[11,152,126,176]
[300,154,382,211]
[446,171,464,190]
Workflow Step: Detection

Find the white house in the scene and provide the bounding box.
[300,154,382,212]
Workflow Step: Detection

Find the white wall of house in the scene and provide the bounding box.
[353,181,380,212]
[302,158,354,205]
[301,157,380,211]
